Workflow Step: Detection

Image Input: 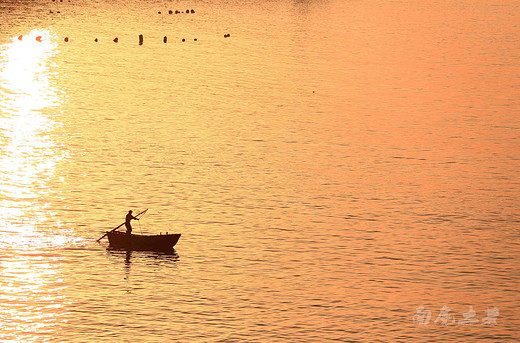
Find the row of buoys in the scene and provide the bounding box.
[17,34,230,43]
[159,9,195,14]
[121,36,201,43]
[18,35,43,42]
[48,9,195,15]
[137,35,199,44]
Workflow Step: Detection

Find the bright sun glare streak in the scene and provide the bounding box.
[0,28,60,114]
[0,27,68,240]
[0,28,61,217]
[0,29,68,342]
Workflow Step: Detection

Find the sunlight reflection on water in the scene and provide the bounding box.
[0,28,72,341]
[1,29,60,114]
[0,0,519,342]
[0,250,67,343]
[0,27,67,212]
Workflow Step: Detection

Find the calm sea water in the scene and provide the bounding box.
[1,0,519,341]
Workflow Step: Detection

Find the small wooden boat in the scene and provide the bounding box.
[106,231,181,252]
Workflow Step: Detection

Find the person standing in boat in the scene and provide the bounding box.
[125,210,139,234]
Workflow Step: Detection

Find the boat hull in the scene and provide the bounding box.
[107,231,181,251]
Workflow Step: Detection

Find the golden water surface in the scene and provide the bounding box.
[0,0,519,341]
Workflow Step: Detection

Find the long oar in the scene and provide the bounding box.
[96,209,148,242]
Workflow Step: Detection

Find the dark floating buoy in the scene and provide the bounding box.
[94,38,98,42]
[50,10,53,13]
[191,9,195,13]
[194,38,197,41]
[139,34,144,45]
[64,37,69,42]
[186,9,189,13]
[175,10,180,14]
[113,37,118,43]
[163,36,167,43]
[169,10,173,14]
[182,38,185,42]
[224,34,230,38]
[158,11,161,14]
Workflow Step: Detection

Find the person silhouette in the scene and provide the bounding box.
[125,210,139,234]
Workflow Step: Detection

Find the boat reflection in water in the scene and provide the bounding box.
[106,247,180,265]
[105,249,179,285]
